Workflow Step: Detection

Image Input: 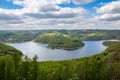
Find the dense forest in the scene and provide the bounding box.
[0,41,120,80]
[0,30,120,43]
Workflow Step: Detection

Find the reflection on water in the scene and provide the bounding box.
[8,41,107,61]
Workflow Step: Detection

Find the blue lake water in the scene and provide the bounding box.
[8,41,107,61]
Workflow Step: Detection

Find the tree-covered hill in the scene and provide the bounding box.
[0,43,22,55]
[34,32,84,50]
[0,30,45,43]
[103,41,120,46]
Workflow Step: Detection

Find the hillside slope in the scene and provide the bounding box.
[0,43,22,55]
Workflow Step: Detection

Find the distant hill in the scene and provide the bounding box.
[81,33,110,40]
[0,30,120,43]
[34,33,84,50]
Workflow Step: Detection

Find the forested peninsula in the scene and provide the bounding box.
[34,33,84,50]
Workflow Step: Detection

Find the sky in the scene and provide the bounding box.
[0,0,120,30]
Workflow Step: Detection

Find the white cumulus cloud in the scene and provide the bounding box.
[95,1,120,22]
[97,1,120,14]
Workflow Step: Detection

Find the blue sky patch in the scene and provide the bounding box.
[0,0,23,9]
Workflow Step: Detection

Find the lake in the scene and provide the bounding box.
[7,40,109,61]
